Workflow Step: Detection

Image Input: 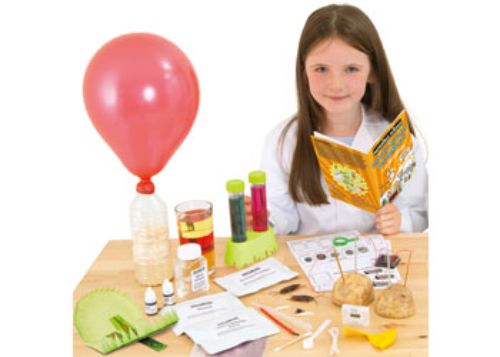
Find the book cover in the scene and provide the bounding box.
[311,110,415,212]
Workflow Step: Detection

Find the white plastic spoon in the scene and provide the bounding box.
[302,319,332,349]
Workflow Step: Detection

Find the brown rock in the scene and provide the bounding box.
[331,272,374,306]
[375,283,416,319]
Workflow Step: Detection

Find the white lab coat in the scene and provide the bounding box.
[260,107,428,235]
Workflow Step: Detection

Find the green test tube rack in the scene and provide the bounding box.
[224,228,278,269]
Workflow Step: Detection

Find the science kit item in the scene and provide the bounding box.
[375,254,401,269]
[214,257,298,297]
[341,304,370,326]
[144,287,158,316]
[273,332,313,352]
[302,319,332,349]
[311,110,415,212]
[251,302,312,333]
[286,231,400,292]
[175,200,215,275]
[226,179,247,242]
[332,272,374,306]
[183,306,280,355]
[342,326,397,350]
[174,243,209,301]
[248,171,268,232]
[74,288,178,354]
[189,338,268,357]
[328,327,340,356]
[167,292,244,336]
[375,251,416,318]
[130,189,172,286]
[258,306,300,336]
[224,174,278,269]
[375,283,416,318]
[162,279,175,307]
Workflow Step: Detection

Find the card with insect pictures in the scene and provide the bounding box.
[286,231,400,292]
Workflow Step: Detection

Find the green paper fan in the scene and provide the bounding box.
[74,288,178,354]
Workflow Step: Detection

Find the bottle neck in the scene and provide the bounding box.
[137,178,155,194]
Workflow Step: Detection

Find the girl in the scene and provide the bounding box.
[246,4,428,236]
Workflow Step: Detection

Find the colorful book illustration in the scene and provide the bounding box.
[311,110,415,213]
[74,288,178,354]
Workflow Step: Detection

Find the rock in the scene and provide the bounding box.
[375,283,416,319]
[332,272,374,306]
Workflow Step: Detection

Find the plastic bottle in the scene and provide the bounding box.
[144,287,158,316]
[248,171,268,232]
[130,178,173,286]
[162,279,175,307]
[175,243,209,300]
[226,179,247,242]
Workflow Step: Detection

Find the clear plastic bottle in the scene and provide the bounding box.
[130,178,173,286]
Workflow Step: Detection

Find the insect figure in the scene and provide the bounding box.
[279,283,302,295]
[290,294,317,303]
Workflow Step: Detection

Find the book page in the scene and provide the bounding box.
[311,136,380,212]
[369,111,415,206]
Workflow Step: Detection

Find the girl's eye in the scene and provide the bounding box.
[315,66,328,73]
[345,66,359,73]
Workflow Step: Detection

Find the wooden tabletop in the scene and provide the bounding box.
[73,233,428,356]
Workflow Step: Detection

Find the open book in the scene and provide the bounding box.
[311,110,415,213]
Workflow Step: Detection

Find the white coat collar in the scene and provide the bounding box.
[351,105,378,153]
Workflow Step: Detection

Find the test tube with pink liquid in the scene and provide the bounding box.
[248,171,268,232]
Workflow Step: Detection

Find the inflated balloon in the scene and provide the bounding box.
[83,33,199,189]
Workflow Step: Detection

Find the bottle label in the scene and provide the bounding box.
[191,265,208,292]
[145,304,158,315]
[163,294,175,306]
[178,217,213,239]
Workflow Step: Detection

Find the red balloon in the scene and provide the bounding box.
[83,33,199,184]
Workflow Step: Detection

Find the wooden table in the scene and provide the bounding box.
[74,233,428,356]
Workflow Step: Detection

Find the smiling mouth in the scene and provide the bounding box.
[327,95,349,101]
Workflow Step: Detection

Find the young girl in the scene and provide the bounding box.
[246,4,428,236]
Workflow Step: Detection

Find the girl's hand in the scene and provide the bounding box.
[375,203,401,235]
[244,196,253,230]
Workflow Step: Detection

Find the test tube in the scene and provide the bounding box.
[226,179,247,242]
[248,170,268,232]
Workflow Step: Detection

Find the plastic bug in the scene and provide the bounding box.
[279,283,301,295]
[290,294,317,303]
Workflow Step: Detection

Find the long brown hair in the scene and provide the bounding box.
[283,4,411,205]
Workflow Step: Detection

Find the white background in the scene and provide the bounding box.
[0,0,499,355]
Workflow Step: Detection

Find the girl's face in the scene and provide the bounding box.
[305,37,372,120]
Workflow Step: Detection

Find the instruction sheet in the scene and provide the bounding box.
[286,231,400,292]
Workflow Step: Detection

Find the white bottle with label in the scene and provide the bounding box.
[130,179,173,286]
[144,287,158,316]
[162,279,175,306]
[175,243,209,300]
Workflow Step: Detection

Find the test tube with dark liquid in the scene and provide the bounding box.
[226,179,247,242]
[248,170,268,232]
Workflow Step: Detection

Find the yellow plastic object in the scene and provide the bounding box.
[342,326,397,350]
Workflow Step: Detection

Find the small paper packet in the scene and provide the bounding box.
[184,306,279,355]
[161,292,244,336]
[214,257,298,297]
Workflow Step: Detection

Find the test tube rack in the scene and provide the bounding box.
[224,228,278,269]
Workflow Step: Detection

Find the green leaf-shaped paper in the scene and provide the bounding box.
[74,288,178,354]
